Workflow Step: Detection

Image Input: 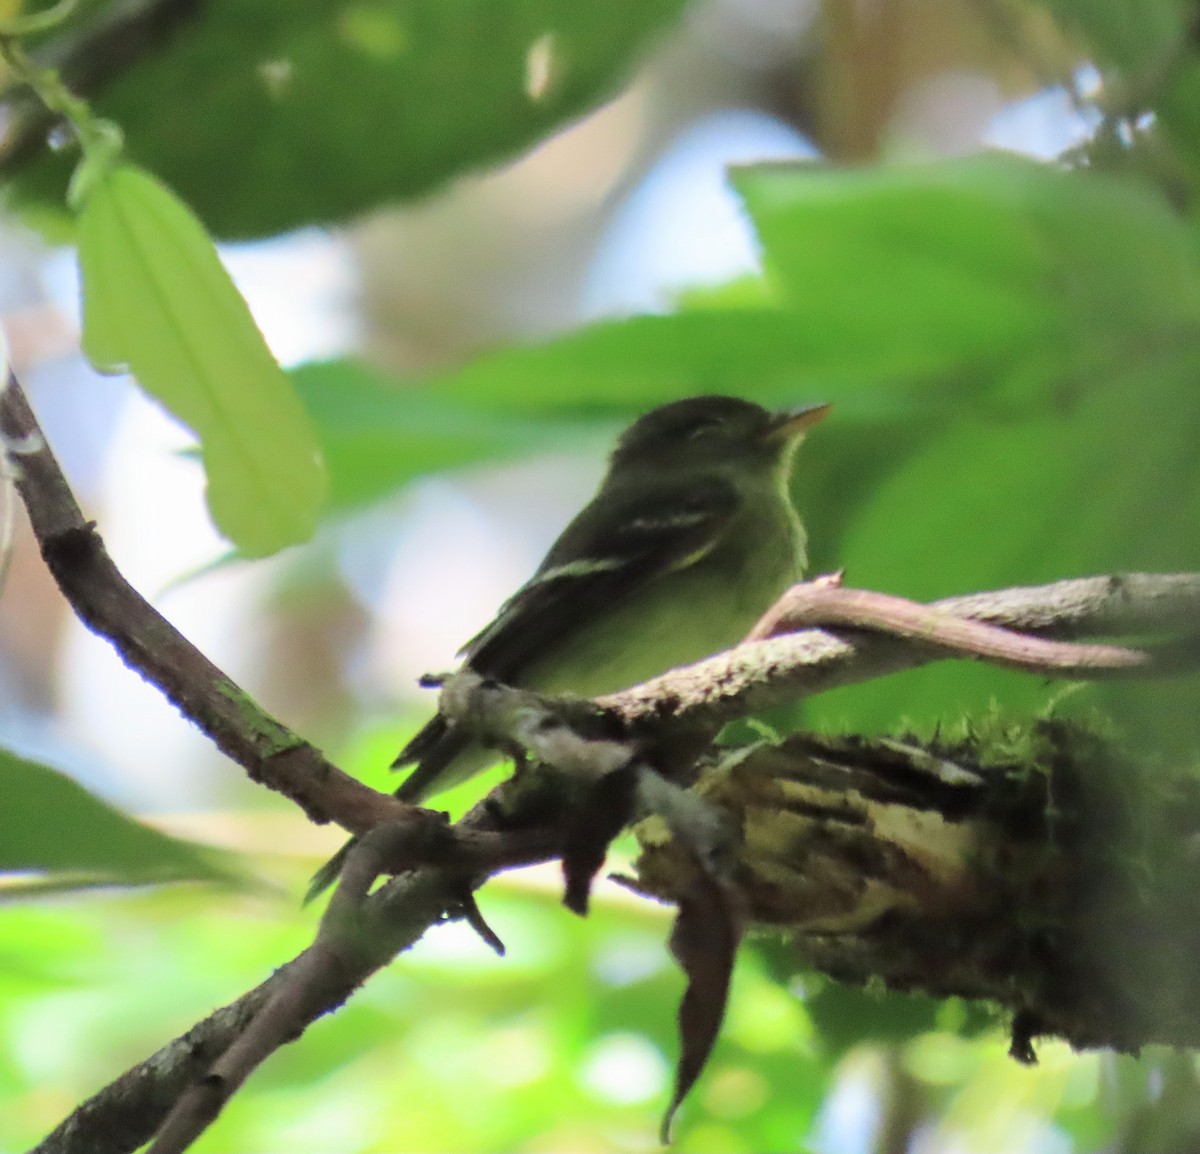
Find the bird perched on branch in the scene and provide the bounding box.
[308,394,829,900]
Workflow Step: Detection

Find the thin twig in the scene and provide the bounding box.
[601,573,1200,733]
[746,572,1149,671]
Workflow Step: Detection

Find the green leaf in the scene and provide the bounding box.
[298,158,1200,513]
[294,308,936,512]
[736,160,1053,379]
[1155,55,1200,182]
[291,359,590,509]
[814,353,1200,749]
[12,0,691,239]
[0,748,230,889]
[1040,0,1189,73]
[77,164,328,557]
[726,156,1200,749]
[732,156,1200,403]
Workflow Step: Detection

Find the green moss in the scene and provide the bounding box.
[213,680,304,757]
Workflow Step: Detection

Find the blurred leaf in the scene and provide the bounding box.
[415,307,974,411]
[291,358,584,509]
[0,748,230,889]
[301,159,1200,533]
[1039,0,1189,72]
[294,310,929,512]
[735,160,1053,381]
[1154,55,1200,183]
[803,976,997,1058]
[12,0,691,239]
[712,156,1200,751]
[818,352,1200,749]
[732,156,1200,404]
[78,164,328,556]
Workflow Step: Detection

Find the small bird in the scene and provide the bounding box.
[308,394,829,900]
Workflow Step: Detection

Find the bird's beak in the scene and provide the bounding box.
[764,402,831,442]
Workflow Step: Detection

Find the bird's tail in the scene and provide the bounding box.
[304,838,354,905]
[391,715,472,802]
[304,717,477,903]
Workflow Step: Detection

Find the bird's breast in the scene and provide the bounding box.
[526,498,804,698]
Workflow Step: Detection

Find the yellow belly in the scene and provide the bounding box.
[526,517,803,698]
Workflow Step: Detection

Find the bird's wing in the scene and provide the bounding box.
[391,476,737,781]
[459,474,739,681]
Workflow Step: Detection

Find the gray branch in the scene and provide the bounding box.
[599,573,1200,734]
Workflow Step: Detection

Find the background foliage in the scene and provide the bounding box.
[3,0,1200,1150]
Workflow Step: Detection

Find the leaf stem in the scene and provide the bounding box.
[0,10,123,201]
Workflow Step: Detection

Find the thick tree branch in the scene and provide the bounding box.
[0,372,422,839]
[634,722,1200,1058]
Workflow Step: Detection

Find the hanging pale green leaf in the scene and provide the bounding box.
[77,164,327,557]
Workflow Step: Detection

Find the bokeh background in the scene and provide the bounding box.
[4,0,1200,1150]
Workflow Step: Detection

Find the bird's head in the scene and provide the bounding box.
[609,395,830,480]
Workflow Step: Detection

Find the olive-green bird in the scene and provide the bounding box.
[308,394,828,900]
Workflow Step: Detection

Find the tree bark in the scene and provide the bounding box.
[634,719,1200,1058]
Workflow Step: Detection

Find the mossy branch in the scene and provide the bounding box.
[633,717,1200,1057]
